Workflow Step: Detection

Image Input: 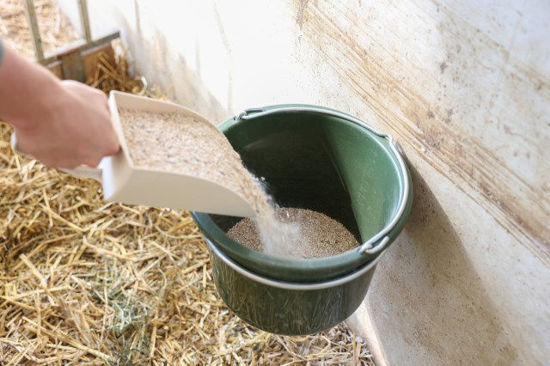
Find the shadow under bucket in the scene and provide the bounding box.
[192,105,412,334]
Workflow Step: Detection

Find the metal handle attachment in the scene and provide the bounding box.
[235,107,265,120]
[358,235,390,255]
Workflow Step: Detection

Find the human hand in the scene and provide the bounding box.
[13,80,120,169]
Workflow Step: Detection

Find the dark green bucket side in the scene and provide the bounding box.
[206,239,379,335]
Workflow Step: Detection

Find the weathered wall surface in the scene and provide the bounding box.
[57,0,549,364]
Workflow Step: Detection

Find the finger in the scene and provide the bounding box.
[39,158,56,168]
[93,87,107,98]
[57,160,82,169]
[85,89,109,113]
[106,145,120,156]
[84,156,102,168]
[60,79,82,90]
[103,99,111,113]
[13,142,41,162]
[104,134,121,156]
[50,154,81,170]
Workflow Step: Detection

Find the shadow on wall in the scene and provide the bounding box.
[117,0,229,124]
[364,163,520,365]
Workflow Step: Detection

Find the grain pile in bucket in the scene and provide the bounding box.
[228,208,359,258]
[0,0,375,364]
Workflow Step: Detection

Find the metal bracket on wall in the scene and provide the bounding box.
[23,0,119,82]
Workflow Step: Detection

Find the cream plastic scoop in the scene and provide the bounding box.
[11,91,256,218]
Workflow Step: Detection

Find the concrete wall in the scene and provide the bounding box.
[58,0,549,364]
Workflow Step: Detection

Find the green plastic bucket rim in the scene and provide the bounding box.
[237,105,409,255]
[192,104,412,277]
[205,234,384,290]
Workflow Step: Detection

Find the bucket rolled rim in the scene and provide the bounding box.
[234,105,410,256]
[206,235,384,290]
[192,104,412,281]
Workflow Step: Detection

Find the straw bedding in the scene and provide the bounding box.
[0,1,374,364]
[0,0,79,59]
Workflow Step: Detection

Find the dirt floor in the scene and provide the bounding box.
[0,1,374,364]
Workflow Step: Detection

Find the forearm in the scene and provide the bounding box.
[0,39,63,130]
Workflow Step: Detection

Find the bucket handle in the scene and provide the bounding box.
[237,106,410,257]
[358,235,390,255]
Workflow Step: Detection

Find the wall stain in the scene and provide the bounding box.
[366,164,521,364]
[295,0,310,28]
[296,0,550,260]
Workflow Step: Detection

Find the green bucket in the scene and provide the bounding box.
[192,105,412,334]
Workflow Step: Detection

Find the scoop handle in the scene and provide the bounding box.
[10,132,103,182]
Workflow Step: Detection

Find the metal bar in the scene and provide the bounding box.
[23,0,44,61]
[60,51,85,82]
[78,0,92,43]
[39,31,119,67]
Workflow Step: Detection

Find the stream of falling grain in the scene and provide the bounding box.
[119,108,305,258]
